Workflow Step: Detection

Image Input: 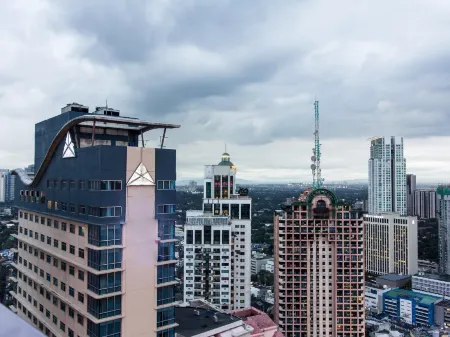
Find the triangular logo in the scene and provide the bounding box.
[63,133,75,158]
[127,163,155,186]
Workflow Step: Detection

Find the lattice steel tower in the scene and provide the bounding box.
[311,100,324,189]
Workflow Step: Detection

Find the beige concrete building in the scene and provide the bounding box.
[364,213,418,276]
[274,188,365,337]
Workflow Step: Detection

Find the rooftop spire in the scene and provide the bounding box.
[311,100,324,189]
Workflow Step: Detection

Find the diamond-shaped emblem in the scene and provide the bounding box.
[62,133,75,158]
[127,163,155,186]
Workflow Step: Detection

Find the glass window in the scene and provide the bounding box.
[157,307,175,328]
[87,272,122,295]
[87,318,121,337]
[87,295,121,319]
[88,223,122,247]
[157,204,176,214]
[88,248,122,271]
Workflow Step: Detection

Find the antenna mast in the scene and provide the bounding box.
[311,100,323,189]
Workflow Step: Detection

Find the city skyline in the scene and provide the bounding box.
[2,1,450,182]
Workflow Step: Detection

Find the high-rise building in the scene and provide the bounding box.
[6,170,16,202]
[363,213,418,276]
[414,189,436,219]
[11,102,180,337]
[406,174,416,216]
[368,136,406,216]
[0,170,6,203]
[438,185,450,274]
[274,188,365,337]
[183,152,252,310]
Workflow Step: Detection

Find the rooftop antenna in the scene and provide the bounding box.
[311,100,324,189]
[106,99,108,108]
[225,143,227,152]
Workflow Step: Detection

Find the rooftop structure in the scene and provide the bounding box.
[175,307,253,337]
[10,103,180,337]
[231,307,282,337]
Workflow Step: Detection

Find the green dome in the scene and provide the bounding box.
[222,152,230,157]
[218,160,234,167]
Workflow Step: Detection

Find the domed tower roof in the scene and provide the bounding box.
[218,152,234,167]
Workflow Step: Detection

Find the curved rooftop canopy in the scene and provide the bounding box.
[12,114,180,187]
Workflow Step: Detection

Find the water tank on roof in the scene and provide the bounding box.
[94,106,120,116]
[61,103,89,114]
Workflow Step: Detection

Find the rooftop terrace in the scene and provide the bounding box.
[384,288,441,306]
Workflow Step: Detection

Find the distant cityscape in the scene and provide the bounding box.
[0,102,449,337]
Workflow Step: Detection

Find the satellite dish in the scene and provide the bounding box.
[311,164,316,170]
[311,156,316,161]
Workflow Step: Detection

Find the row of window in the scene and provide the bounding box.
[45,179,122,191]
[19,215,85,236]
[15,296,79,337]
[20,179,174,199]
[18,246,85,291]
[19,230,85,259]
[19,212,124,249]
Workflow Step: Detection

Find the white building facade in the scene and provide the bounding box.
[364,213,418,275]
[183,152,252,310]
[365,285,391,314]
[368,136,407,216]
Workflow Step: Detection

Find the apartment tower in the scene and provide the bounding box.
[438,185,450,274]
[183,152,251,310]
[363,213,418,275]
[406,174,416,216]
[368,136,406,216]
[414,189,436,219]
[11,103,180,337]
[274,188,365,337]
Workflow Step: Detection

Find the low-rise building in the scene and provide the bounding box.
[365,284,391,314]
[175,306,254,337]
[251,253,271,275]
[376,274,411,289]
[434,299,450,328]
[231,307,283,337]
[412,273,450,297]
[382,288,441,326]
[263,259,274,273]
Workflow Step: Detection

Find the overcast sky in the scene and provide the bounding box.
[1,1,450,183]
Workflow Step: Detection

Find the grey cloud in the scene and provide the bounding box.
[2,0,450,181]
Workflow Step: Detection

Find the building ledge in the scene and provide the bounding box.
[155,323,179,332]
[159,239,178,244]
[85,244,125,251]
[156,259,178,266]
[10,248,18,253]
[155,281,179,288]
[9,276,17,283]
[155,301,182,310]
[9,305,17,313]
[86,289,124,300]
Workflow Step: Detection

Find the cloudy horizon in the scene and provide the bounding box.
[1,1,450,183]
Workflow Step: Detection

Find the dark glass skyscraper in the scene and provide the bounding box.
[11,103,180,337]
